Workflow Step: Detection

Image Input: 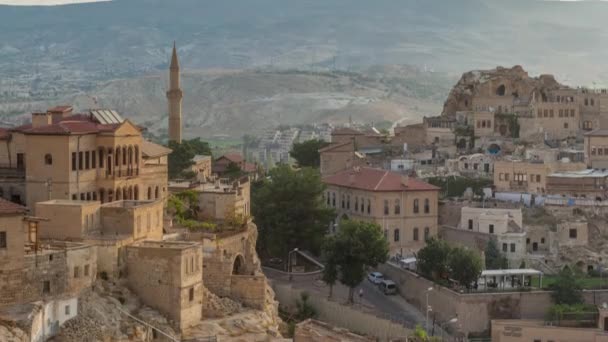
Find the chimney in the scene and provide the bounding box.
[31,112,52,128]
[47,106,73,124]
[401,174,409,186]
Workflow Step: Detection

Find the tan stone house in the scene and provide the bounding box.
[323,167,439,256]
[319,140,366,177]
[0,106,171,211]
[493,159,586,194]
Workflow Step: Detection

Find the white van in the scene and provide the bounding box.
[379,279,397,295]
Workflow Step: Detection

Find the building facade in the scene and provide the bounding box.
[0,106,170,211]
[323,167,439,256]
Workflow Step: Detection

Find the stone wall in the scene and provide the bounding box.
[273,282,411,341]
[379,263,608,335]
[230,275,267,310]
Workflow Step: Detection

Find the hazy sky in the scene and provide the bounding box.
[0,0,109,5]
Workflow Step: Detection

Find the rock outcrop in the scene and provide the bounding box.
[441,65,565,116]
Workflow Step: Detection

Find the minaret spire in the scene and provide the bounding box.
[167,41,183,143]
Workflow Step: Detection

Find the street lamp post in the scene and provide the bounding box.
[426,287,433,332]
[288,248,299,282]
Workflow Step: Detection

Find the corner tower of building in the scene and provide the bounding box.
[167,42,183,143]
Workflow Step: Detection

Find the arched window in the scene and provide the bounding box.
[134,186,139,200]
[148,187,152,200]
[394,199,400,215]
[413,228,419,241]
[394,228,400,242]
[116,188,122,200]
[99,148,104,168]
[424,199,430,214]
[424,227,430,241]
[341,194,345,209]
[115,148,121,166]
[44,154,53,165]
[413,199,419,214]
[123,187,128,200]
[346,195,350,210]
[367,199,371,214]
[99,189,105,203]
[332,192,336,207]
[122,146,127,165]
[354,197,359,211]
[155,186,159,199]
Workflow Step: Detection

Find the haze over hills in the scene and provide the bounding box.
[3,0,608,137]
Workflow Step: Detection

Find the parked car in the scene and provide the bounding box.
[379,280,397,295]
[367,272,384,284]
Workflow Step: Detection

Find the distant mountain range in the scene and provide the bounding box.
[2,0,608,136]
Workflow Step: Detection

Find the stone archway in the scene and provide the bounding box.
[232,254,246,275]
[496,84,506,96]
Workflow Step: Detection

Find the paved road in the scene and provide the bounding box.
[265,267,449,337]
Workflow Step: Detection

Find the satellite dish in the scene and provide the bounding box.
[603,303,607,309]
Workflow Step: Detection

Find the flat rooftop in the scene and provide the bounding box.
[37,199,99,206]
[481,269,542,277]
[168,180,240,194]
[101,200,157,208]
[549,169,608,178]
[129,240,200,250]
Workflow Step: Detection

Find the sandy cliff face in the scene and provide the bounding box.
[441,65,564,116]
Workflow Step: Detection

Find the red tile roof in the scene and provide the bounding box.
[217,153,244,163]
[0,198,27,215]
[21,121,103,135]
[323,167,440,192]
[0,128,10,140]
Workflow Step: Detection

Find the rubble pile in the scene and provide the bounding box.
[203,286,243,318]
[54,281,177,342]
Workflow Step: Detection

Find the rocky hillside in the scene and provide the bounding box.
[19,66,452,139]
[441,65,565,116]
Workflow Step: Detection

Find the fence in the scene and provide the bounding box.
[272,282,412,341]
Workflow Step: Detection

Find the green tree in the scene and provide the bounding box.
[167,138,212,179]
[485,237,508,269]
[225,161,246,181]
[289,139,329,168]
[332,220,389,303]
[449,247,483,289]
[252,165,335,257]
[322,236,339,299]
[416,238,451,281]
[550,268,583,305]
[295,292,317,320]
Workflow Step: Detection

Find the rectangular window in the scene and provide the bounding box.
[571,109,575,117]
[468,219,473,230]
[0,231,6,248]
[502,243,507,252]
[99,150,104,168]
[74,266,79,278]
[489,224,494,234]
[505,173,510,181]
[499,173,503,181]
[43,281,50,294]
[394,200,400,215]
[189,287,194,301]
[537,175,541,183]
[394,229,400,242]
[592,147,597,156]
[91,151,96,168]
[570,229,577,239]
[85,151,90,169]
[65,305,70,315]
[510,243,515,252]
[604,148,608,156]
[84,265,90,276]
[71,152,77,171]
[384,200,389,215]
[78,152,83,170]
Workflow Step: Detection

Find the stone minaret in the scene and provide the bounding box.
[167,42,183,143]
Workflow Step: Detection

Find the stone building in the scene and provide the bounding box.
[451,153,494,177]
[459,207,522,235]
[212,153,257,179]
[125,241,203,331]
[319,140,366,177]
[323,167,439,256]
[169,177,251,222]
[493,159,586,194]
[546,169,608,200]
[0,106,171,211]
[584,129,608,169]
[34,199,164,280]
[0,197,96,339]
[330,127,383,149]
[188,154,212,182]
